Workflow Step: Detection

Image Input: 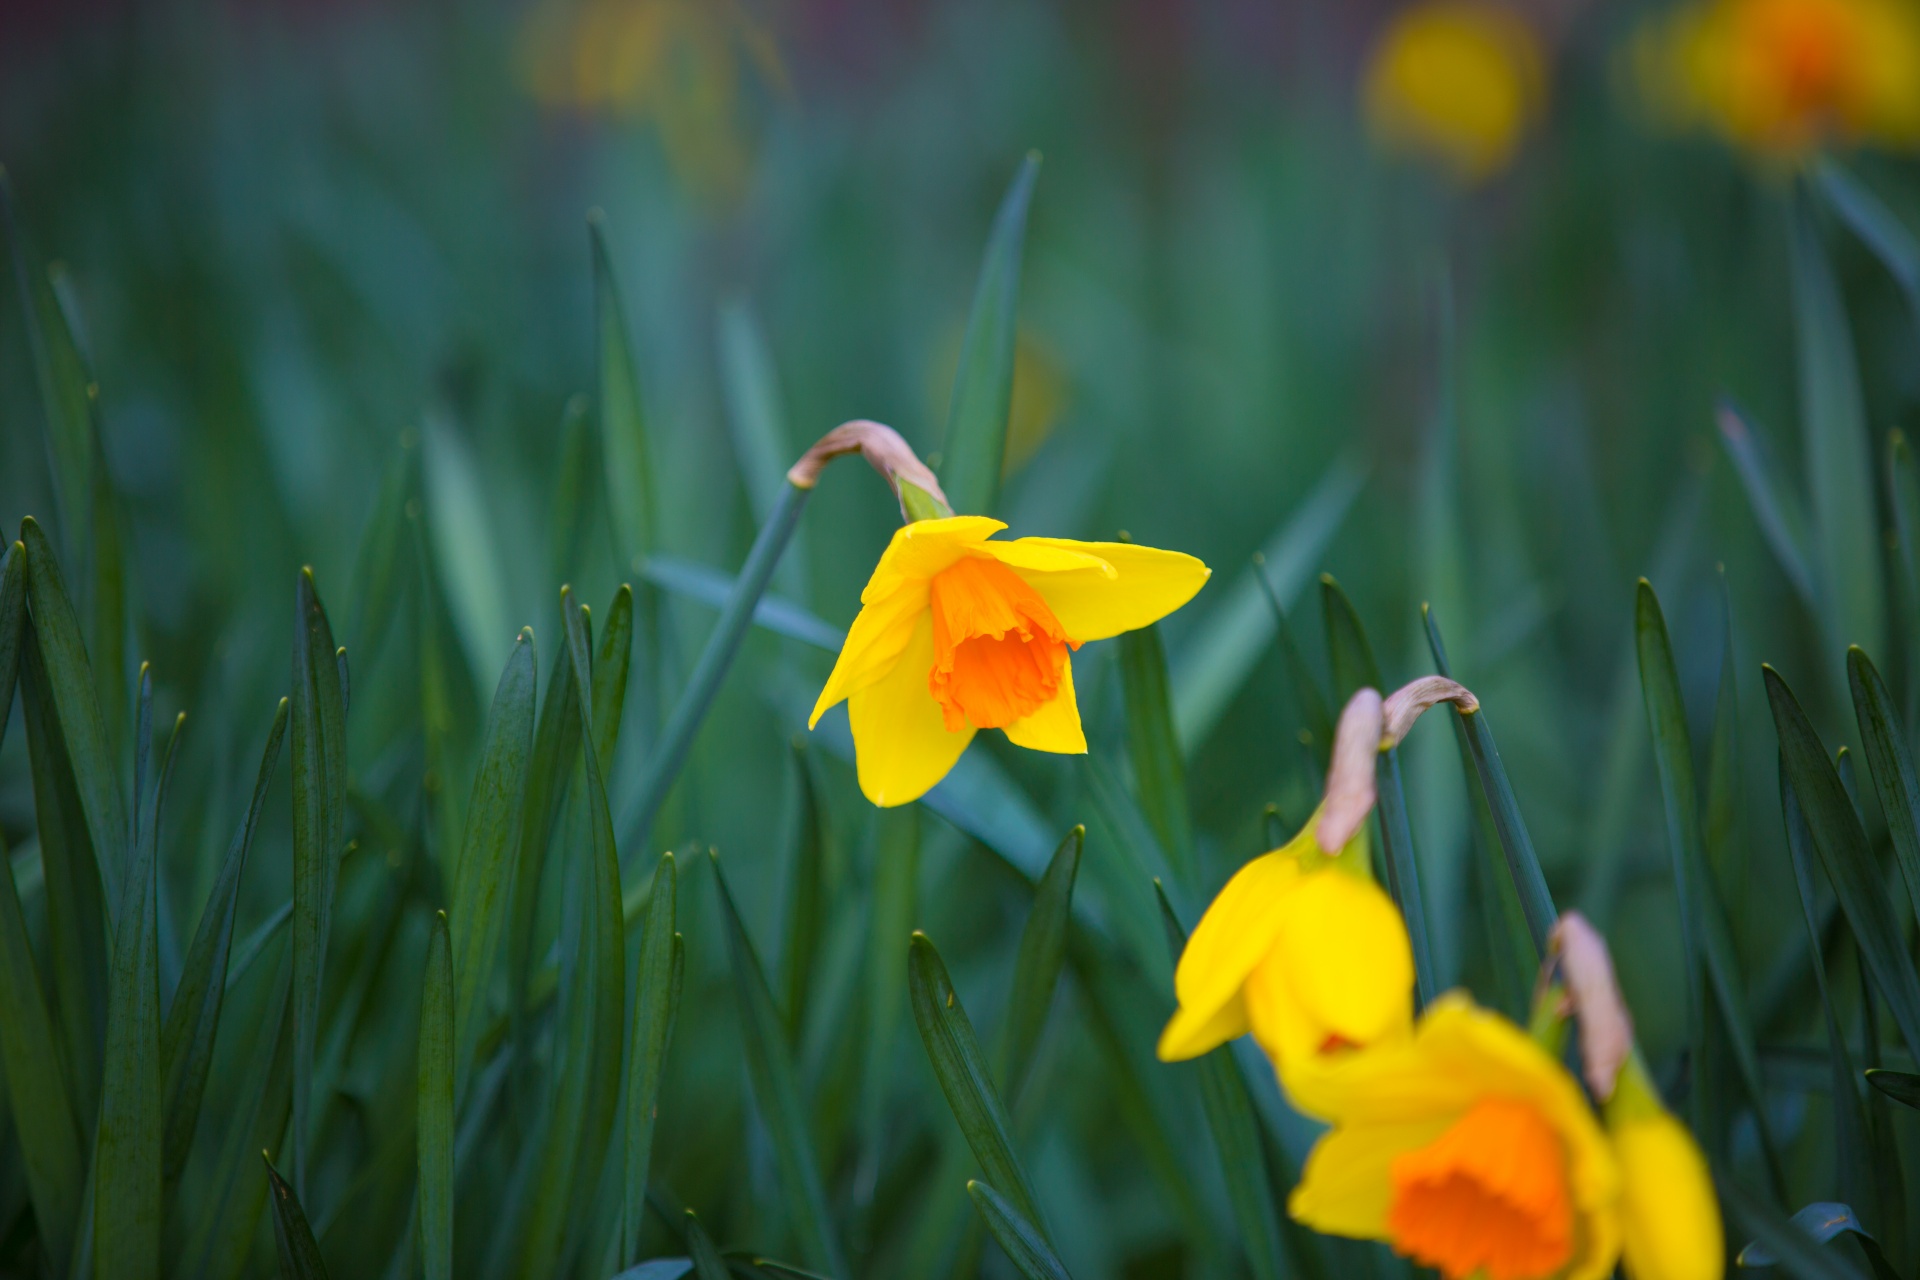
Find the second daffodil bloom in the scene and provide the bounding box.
[1287,914,1723,1280]
[1159,679,1477,1078]
[805,431,1208,806]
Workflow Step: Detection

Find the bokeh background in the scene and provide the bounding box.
[4,0,1919,1275]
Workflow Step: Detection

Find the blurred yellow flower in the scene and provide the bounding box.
[1362,1,1549,183]
[810,516,1208,807]
[1287,994,1624,1280]
[520,0,785,202]
[1607,1061,1725,1280]
[1156,815,1415,1075]
[1636,0,1920,156]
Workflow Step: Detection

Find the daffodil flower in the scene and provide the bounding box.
[1282,914,1721,1280]
[1287,992,1624,1280]
[809,514,1209,807]
[1158,679,1477,1076]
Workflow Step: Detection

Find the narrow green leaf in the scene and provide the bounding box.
[263,1155,331,1280]
[1886,433,1920,724]
[1731,1196,1877,1279]
[449,628,536,1089]
[1120,625,1194,883]
[161,696,288,1181]
[717,297,808,599]
[626,482,810,849]
[0,542,26,744]
[1866,1068,1920,1107]
[858,805,919,1207]
[1791,185,1885,662]
[746,1259,837,1280]
[512,589,627,1276]
[20,620,109,1126]
[1816,158,1920,325]
[548,393,598,589]
[641,556,840,652]
[94,713,179,1280]
[1171,460,1365,753]
[683,1211,731,1280]
[225,901,293,994]
[1156,886,1286,1280]
[999,826,1083,1103]
[1705,576,1743,906]
[1422,605,1555,953]
[1716,400,1817,608]
[1317,574,1380,703]
[908,931,1048,1241]
[593,585,634,768]
[1845,647,1920,930]
[623,854,681,1265]
[177,960,292,1280]
[1253,559,1333,768]
[288,567,347,1196]
[966,1180,1072,1280]
[1376,748,1437,1010]
[712,850,845,1276]
[508,617,581,1070]
[1766,665,1920,1060]
[419,912,454,1280]
[939,152,1041,518]
[20,516,126,908]
[781,744,827,1042]
[591,210,655,569]
[0,823,83,1273]
[1636,582,1783,1189]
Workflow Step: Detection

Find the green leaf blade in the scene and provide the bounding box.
[449,628,537,1088]
[161,696,289,1181]
[592,212,655,568]
[966,1180,1073,1280]
[908,930,1048,1242]
[623,853,681,1265]
[999,826,1083,1103]
[939,153,1041,518]
[712,851,845,1277]
[263,1155,332,1280]
[419,912,454,1280]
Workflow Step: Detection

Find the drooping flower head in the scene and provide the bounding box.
[1362,0,1549,184]
[1158,679,1478,1077]
[802,423,1209,807]
[1286,914,1723,1280]
[1634,0,1920,157]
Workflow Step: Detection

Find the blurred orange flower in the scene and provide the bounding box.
[1362,1,1549,183]
[521,0,785,202]
[1634,0,1920,157]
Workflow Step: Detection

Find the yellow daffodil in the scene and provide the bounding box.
[1608,1064,1724,1280]
[1363,0,1548,183]
[1635,0,1920,157]
[1287,993,1623,1280]
[809,515,1209,807]
[1159,679,1479,1077]
[1156,811,1415,1072]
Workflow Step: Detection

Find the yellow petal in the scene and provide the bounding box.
[1157,988,1251,1062]
[809,582,929,727]
[1005,539,1211,642]
[847,611,975,806]
[1156,850,1304,1062]
[860,515,1005,603]
[1289,1117,1451,1240]
[981,538,1116,577]
[1249,872,1413,1075]
[1615,1112,1723,1280]
[1002,654,1087,753]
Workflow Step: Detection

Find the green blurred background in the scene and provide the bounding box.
[4,0,1919,1274]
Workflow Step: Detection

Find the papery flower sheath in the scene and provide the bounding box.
[810,515,1209,807]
